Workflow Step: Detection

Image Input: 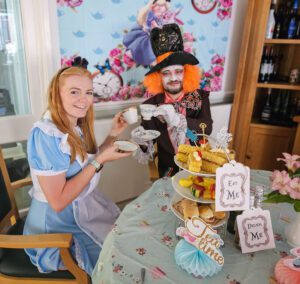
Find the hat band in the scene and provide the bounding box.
[156,52,173,64]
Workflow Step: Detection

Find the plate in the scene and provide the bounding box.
[131,128,160,142]
[113,140,139,152]
[170,193,229,228]
[174,156,216,177]
[172,170,215,203]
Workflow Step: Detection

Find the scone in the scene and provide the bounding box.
[181,199,199,219]
[210,204,226,220]
[198,205,215,224]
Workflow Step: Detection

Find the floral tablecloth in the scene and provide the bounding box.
[92,170,295,284]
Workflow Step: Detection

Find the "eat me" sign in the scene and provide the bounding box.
[215,161,250,212]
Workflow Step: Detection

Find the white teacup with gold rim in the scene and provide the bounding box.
[139,104,156,121]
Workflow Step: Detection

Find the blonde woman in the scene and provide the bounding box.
[23,61,130,275]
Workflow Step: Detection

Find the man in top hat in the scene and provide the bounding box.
[132,23,213,177]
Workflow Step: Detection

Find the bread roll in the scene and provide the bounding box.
[181,199,199,219]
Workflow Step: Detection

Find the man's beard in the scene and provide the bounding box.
[164,82,183,95]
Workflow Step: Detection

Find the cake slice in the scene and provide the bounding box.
[176,152,188,163]
[201,160,220,174]
[177,144,197,155]
[187,151,202,172]
[201,150,228,166]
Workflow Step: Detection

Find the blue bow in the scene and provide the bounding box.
[186,129,198,143]
[95,59,111,75]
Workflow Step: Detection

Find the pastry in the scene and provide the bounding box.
[173,200,184,216]
[210,204,226,220]
[198,205,215,224]
[274,256,300,284]
[201,160,219,174]
[176,152,188,163]
[201,150,227,166]
[177,144,197,154]
[187,151,202,172]
[181,199,199,219]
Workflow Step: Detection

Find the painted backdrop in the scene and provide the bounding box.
[57,0,233,107]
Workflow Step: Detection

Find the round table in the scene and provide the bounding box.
[92,170,295,284]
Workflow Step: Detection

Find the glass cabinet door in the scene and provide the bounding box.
[0,0,30,117]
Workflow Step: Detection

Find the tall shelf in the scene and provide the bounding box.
[229,0,300,170]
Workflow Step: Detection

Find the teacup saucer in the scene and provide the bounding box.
[114,140,139,152]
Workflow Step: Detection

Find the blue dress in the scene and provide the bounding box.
[123,11,163,66]
[23,113,120,276]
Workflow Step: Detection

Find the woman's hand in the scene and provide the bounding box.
[109,112,128,138]
[96,145,131,164]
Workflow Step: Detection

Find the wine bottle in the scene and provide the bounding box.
[288,96,298,122]
[227,211,241,234]
[259,46,269,82]
[266,0,277,39]
[281,1,293,38]
[280,91,291,122]
[261,88,272,122]
[296,98,300,115]
[295,15,300,38]
[271,90,281,122]
[273,4,285,38]
[287,0,299,38]
[271,49,280,81]
[266,46,274,82]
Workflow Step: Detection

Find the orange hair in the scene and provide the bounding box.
[143,52,202,95]
[47,67,97,163]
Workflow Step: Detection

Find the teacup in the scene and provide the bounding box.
[122,107,138,124]
[140,104,156,120]
[139,104,156,121]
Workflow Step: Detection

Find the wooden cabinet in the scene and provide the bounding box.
[230,0,300,170]
[245,124,295,170]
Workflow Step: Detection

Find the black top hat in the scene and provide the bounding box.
[145,23,199,76]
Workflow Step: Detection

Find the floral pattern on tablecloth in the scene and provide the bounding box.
[112,262,142,284]
[92,172,296,284]
[161,233,175,248]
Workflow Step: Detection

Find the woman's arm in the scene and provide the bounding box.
[99,112,128,152]
[39,112,129,212]
[38,145,130,212]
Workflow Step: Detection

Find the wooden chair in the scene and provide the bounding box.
[0,147,90,284]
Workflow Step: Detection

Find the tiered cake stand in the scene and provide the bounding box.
[170,133,230,230]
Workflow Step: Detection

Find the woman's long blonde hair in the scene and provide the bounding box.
[47,66,97,163]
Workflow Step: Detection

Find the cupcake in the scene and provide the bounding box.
[174,239,223,278]
[274,256,300,284]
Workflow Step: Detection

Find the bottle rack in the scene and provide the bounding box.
[230,0,300,170]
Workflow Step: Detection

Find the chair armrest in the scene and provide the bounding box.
[11,177,32,190]
[0,233,73,249]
